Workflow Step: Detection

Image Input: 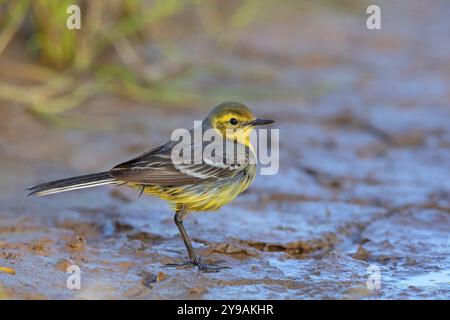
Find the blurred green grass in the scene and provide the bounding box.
[0,0,270,116]
[0,0,362,118]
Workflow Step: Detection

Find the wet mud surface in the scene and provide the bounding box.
[1,1,450,299]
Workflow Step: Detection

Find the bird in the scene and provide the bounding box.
[27,101,274,272]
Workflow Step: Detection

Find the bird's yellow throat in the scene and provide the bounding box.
[210,113,255,149]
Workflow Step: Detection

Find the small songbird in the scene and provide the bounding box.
[27,101,274,272]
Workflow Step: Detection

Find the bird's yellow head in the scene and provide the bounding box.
[205,101,274,147]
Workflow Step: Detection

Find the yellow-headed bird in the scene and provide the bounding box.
[27,101,274,272]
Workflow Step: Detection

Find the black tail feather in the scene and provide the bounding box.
[27,172,115,196]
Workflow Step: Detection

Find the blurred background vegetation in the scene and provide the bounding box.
[0,0,362,121]
[0,0,275,118]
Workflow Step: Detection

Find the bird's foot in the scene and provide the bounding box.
[165,258,229,273]
[196,259,230,273]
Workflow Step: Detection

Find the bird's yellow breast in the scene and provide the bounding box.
[130,164,256,212]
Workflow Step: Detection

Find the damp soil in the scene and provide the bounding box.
[1,0,449,299]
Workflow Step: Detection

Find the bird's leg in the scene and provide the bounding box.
[174,205,199,264]
[165,204,229,272]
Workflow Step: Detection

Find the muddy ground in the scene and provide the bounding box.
[1,1,449,299]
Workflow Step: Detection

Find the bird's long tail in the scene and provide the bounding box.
[27,171,116,196]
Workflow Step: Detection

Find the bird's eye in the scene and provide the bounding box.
[229,118,238,125]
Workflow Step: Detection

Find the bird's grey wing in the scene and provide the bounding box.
[109,141,241,186]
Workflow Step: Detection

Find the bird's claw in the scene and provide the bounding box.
[197,260,230,273]
[164,259,230,272]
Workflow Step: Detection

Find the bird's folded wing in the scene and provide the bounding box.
[109,142,241,186]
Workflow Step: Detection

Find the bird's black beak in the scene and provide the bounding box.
[249,119,274,126]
